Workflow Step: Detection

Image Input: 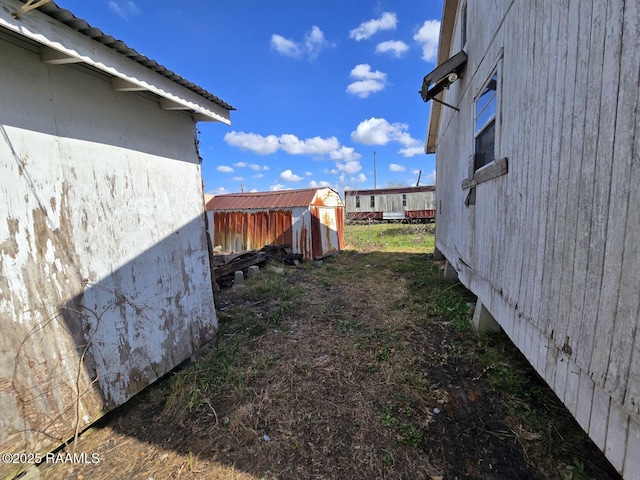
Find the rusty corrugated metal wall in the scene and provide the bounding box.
[209,188,345,260]
[213,209,294,254]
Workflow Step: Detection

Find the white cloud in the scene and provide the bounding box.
[207,187,228,195]
[280,169,304,182]
[231,176,245,181]
[399,146,425,157]
[309,180,333,188]
[272,26,333,60]
[108,1,140,20]
[329,146,362,162]
[270,184,291,191]
[224,131,280,155]
[280,134,340,155]
[336,160,362,175]
[270,34,303,58]
[351,173,367,183]
[414,20,440,62]
[234,161,270,170]
[349,12,397,41]
[376,40,409,58]
[217,165,234,173]
[389,163,406,172]
[253,173,264,179]
[347,64,387,98]
[225,131,358,161]
[305,171,313,176]
[351,117,420,149]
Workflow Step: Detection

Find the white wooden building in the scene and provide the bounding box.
[424,0,639,477]
[0,1,232,475]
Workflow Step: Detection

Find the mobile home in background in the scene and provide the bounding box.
[344,186,436,223]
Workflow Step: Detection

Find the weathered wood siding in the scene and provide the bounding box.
[0,27,217,476]
[432,0,640,476]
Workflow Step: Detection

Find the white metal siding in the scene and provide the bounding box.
[0,33,217,471]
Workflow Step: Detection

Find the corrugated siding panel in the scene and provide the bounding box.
[213,209,293,253]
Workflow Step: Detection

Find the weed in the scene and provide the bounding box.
[398,424,422,447]
[335,319,361,333]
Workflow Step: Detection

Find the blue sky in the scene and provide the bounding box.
[55,0,442,195]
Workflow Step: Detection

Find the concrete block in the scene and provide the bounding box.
[231,270,245,289]
[247,265,260,278]
[472,302,501,333]
[433,246,445,261]
[443,260,459,281]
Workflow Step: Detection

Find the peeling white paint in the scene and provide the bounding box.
[0,23,220,471]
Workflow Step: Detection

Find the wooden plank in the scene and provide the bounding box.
[552,0,592,359]
[461,157,508,189]
[615,0,640,416]
[577,0,624,373]
[553,351,569,406]
[529,2,558,333]
[539,1,570,338]
[567,0,606,374]
[605,399,630,473]
[514,2,538,329]
[575,369,594,433]
[564,360,581,418]
[623,417,640,479]
[590,0,640,392]
[499,0,520,311]
[589,384,611,451]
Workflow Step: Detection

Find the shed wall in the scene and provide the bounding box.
[433,0,640,476]
[0,32,217,472]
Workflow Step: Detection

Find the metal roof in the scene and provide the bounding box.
[207,188,341,210]
[20,0,235,111]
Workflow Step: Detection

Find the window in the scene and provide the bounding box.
[370,196,375,208]
[402,194,407,207]
[474,73,497,170]
[355,196,360,208]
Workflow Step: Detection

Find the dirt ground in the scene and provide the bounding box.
[35,251,620,480]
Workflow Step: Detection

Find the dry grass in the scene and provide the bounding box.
[38,226,620,480]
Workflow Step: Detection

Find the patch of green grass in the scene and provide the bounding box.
[345,223,435,253]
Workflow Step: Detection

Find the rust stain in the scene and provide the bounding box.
[1,217,20,258]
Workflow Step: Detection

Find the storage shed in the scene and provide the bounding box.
[423,0,640,477]
[0,0,233,474]
[344,186,435,222]
[206,188,345,261]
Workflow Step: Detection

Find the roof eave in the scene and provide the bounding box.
[3,0,232,124]
[426,0,459,153]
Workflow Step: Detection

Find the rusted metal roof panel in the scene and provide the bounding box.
[207,188,343,211]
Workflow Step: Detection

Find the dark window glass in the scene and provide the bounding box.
[475,119,495,170]
[355,196,360,208]
[370,196,375,208]
[474,73,498,171]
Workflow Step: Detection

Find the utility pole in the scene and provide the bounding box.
[373,151,377,189]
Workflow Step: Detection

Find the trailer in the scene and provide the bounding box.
[344,186,436,223]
